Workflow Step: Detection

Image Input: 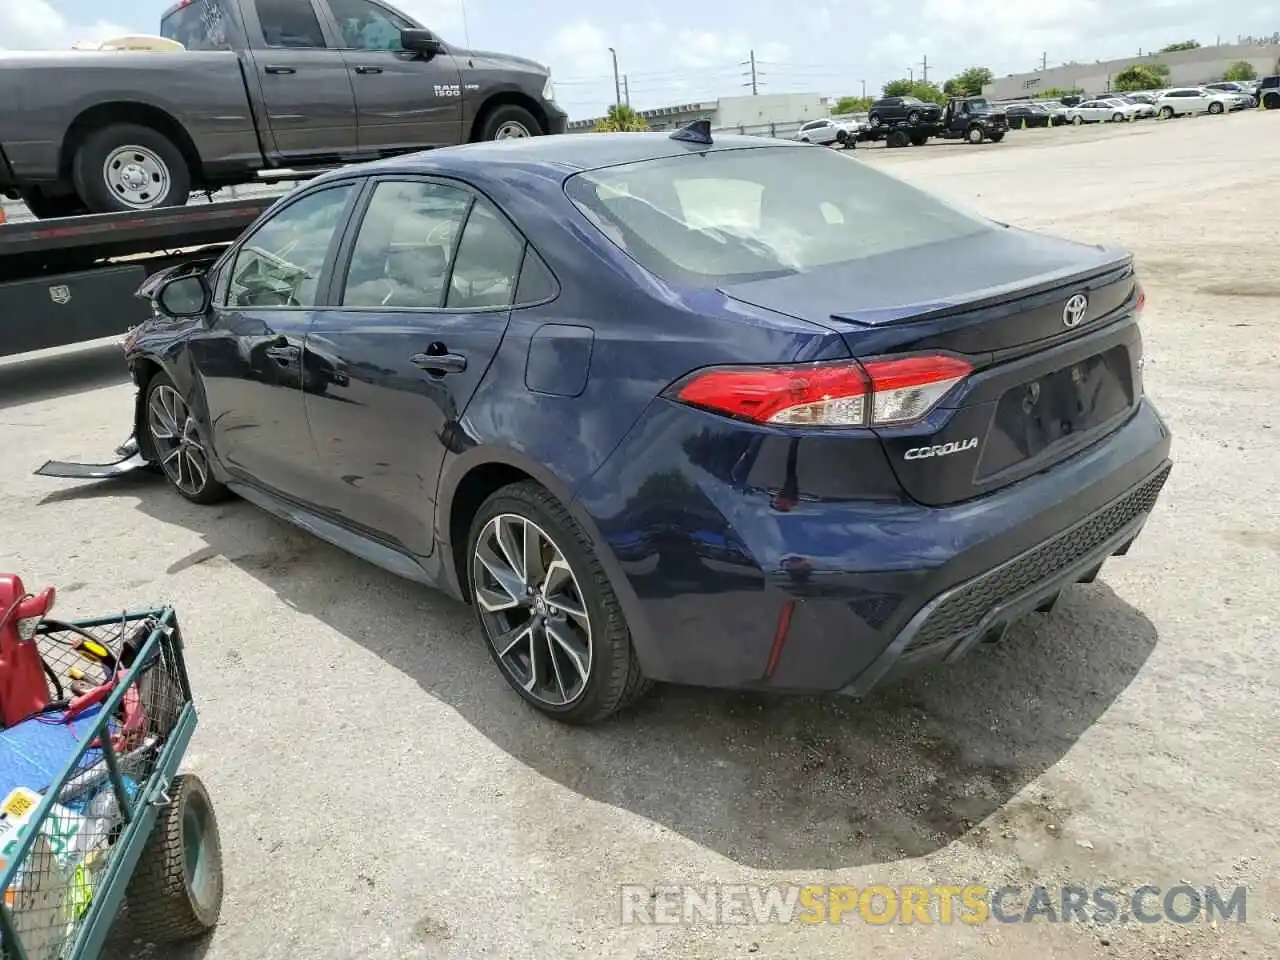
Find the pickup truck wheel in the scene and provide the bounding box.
[72,123,192,214]
[965,125,985,144]
[478,104,544,141]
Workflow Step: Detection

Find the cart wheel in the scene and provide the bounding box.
[124,774,223,942]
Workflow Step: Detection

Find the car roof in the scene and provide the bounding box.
[306,132,791,186]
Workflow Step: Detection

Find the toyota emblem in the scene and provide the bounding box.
[1062,293,1089,328]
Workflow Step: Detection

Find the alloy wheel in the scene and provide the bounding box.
[472,514,593,707]
[147,384,209,497]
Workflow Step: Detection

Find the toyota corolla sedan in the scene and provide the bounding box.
[114,123,1172,724]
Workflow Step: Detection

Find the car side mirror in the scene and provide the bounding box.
[401,28,442,56]
[155,274,211,319]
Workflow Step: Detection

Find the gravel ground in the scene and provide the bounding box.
[1,110,1277,960]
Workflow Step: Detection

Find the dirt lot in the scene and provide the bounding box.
[1,110,1277,960]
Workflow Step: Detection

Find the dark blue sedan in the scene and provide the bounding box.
[123,122,1171,723]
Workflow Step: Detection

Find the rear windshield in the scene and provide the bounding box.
[160,0,232,50]
[563,145,995,286]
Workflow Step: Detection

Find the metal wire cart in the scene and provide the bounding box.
[0,585,222,960]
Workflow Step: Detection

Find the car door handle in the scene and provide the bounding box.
[265,345,299,362]
[411,351,467,374]
[264,65,296,75]
[353,65,383,75]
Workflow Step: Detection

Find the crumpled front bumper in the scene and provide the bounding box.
[34,431,151,480]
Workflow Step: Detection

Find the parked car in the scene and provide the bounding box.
[1258,75,1280,109]
[867,96,943,127]
[124,125,1170,723]
[1004,102,1052,127]
[795,117,860,146]
[1035,99,1072,122]
[1204,81,1257,107]
[1108,95,1157,118]
[1066,98,1141,123]
[1152,87,1232,118]
[0,0,565,218]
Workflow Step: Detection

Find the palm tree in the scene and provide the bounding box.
[594,104,648,132]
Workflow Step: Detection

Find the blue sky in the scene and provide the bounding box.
[5,0,1280,120]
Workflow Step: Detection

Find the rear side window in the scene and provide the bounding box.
[254,0,327,47]
[565,146,994,287]
[160,0,232,50]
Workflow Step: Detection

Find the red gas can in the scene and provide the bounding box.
[0,574,56,726]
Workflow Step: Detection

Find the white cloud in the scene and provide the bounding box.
[0,0,128,50]
[396,0,466,39]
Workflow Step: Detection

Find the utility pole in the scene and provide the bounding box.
[920,54,928,83]
[907,66,914,82]
[623,75,630,106]
[608,47,621,111]
[1039,51,1047,71]
[741,49,759,94]
[861,79,866,98]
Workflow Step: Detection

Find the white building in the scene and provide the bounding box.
[567,93,831,134]
[984,41,1280,100]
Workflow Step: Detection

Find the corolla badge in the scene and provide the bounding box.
[904,437,979,460]
[1062,293,1089,328]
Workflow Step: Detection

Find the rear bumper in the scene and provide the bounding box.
[839,460,1168,695]
[577,396,1172,695]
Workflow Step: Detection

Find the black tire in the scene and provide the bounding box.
[1159,106,1175,119]
[19,189,89,220]
[886,129,910,148]
[988,130,1005,142]
[868,112,882,127]
[1208,101,1224,115]
[909,132,928,146]
[965,125,985,144]
[906,109,921,124]
[1072,114,1085,125]
[476,103,545,141]
[466,480,651,724]
[124,774,223,943]
[1112,112,1125,122]
[143,371,230,505]
[71,123,191,214]
[1265,92,1280,110]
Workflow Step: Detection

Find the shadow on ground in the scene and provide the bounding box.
[0,342,130,411]
[46,475,1160,881]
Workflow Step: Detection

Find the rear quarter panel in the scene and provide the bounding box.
[0,51,262,181]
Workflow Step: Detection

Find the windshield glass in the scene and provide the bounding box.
[966,98,992,112]
[563,146,995,287]
[900,97,923,105]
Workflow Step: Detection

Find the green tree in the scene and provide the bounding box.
[594,105,648,132]
[1223,60,1258,82]
[1113,64,1167,91]
[1034,87,1084,100]
[1159,40,1200,52]
[833,95,874,114]
[881,78,947,104]
[948,66,995,97]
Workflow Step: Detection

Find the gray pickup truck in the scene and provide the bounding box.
[0,0,566,218]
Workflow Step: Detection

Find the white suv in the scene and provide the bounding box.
[1153,87,1231,118]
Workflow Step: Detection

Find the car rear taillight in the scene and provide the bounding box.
[668,354,972,428]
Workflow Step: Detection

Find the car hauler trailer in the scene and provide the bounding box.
[0,181,312,358]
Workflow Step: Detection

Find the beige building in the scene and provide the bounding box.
[983,41,1280,99]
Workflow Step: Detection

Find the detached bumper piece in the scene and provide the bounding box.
[34,432,151,479]
[843,462,1171,696]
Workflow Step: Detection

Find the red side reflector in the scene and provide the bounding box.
[763,600,796,679]
[1135,284,1145,313]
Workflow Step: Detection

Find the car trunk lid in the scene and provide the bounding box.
[719,228,1145,506]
